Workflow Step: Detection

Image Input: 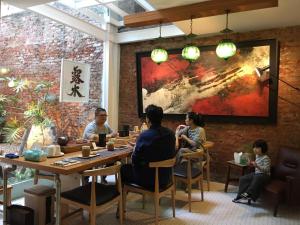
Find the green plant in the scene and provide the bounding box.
[0,77,58,148]
[241,142,255,161]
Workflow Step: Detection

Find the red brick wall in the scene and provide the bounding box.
[0,12,103,139]
[119,26,300,181]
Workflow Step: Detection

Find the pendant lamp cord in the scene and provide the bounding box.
[190,17,193,35]
[225,10,229,29]
[159,22,162,38]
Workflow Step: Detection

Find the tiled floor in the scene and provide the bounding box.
[1,182,300,225]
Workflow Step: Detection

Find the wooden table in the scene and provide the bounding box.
[224,160,249,192]
[0,147,132,225]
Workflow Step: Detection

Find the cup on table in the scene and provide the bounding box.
[107,141,114,151]
[98,133,106,147]
[46,145,61,157]
[82,145,91,157]
[133,126,139,133]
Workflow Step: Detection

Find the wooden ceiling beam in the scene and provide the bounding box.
[124,0,278,27]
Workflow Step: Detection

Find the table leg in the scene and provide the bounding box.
[54,174,61,225]
[3,165,17,225]
[224,165,231,192]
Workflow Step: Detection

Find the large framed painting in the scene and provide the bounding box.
[136,39,279,123]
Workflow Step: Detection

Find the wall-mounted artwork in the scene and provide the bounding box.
[136,39,279,123]
[60,59,91,103]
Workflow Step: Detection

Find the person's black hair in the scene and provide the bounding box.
[187,112,205,127]
[145,104,163,125]
[95,107,106,117]
[253,139,268,153]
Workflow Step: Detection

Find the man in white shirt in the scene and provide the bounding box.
[83,107,117,141]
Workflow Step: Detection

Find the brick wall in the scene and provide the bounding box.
[0,11,103,139]
[119,26,300,181]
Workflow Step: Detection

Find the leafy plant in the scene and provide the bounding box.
[0,76,58,147]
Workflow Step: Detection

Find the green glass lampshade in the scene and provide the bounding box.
[216,39,237,60]
[182,45,200,62]
[151,48,168,64]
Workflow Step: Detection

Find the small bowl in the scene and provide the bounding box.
[57,136,69,146]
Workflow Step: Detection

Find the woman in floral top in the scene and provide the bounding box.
[175,112,206,166]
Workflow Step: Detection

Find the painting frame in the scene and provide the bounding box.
[136,39,279,124]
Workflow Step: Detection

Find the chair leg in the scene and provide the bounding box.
[122,190,127,219]
[154,196,159,225]
[174,177,177,195]
[33,174,38,185]
[171,189,176,218]
[7,188,12,207]
[61,203,69,218]
[200,178,204,201]
[90,211,96,225]
[188,181,192,212]
[119,198,124,225]
[206,166,211,191]
[273,198,280,217]
[142,194,146,209]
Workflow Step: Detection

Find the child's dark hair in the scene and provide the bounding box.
[253,139,268,153]
[187,112,205,127]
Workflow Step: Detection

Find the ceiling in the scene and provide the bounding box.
[148,0,300,36]
[2,0,300,43]
[3,0,53,8]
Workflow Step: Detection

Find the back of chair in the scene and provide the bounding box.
[149,158,176,168]
[273,146,300,180]
[83,161,122,177]
[149,158,176,193]
[182,150,204,180]
[83,161,122,207]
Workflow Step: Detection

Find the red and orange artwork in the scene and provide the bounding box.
[137,40,278,123]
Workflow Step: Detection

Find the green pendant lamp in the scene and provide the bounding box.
[151,23,168,64]
[182,18,200,63]
[216,10,236,60]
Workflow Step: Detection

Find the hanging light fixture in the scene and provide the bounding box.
[151,23,168,64]
[182,17,200,63]
[216,10,236,60]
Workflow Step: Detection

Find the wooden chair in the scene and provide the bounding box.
[123,158,176,225]
[34,170,55,184]
[0,185,12,207]
[174,150,204,212]
[202,141,215,191]
[61,161,123,225]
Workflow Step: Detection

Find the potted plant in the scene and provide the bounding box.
[241,142,255,162]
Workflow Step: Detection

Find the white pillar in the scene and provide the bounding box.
[102,24,120,131]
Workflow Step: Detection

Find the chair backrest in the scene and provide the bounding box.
[182,150,204,179]
[200,141,214,167]
[149,158,176,193]
[83,161,122,207]
[149,157,176,168]
[83,161,122,177]
[274,146,300,180]
[181,150,204,160]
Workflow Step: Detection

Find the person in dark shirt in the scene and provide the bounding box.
[121,104,176,189]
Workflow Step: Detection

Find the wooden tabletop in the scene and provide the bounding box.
[0,147,133,175]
